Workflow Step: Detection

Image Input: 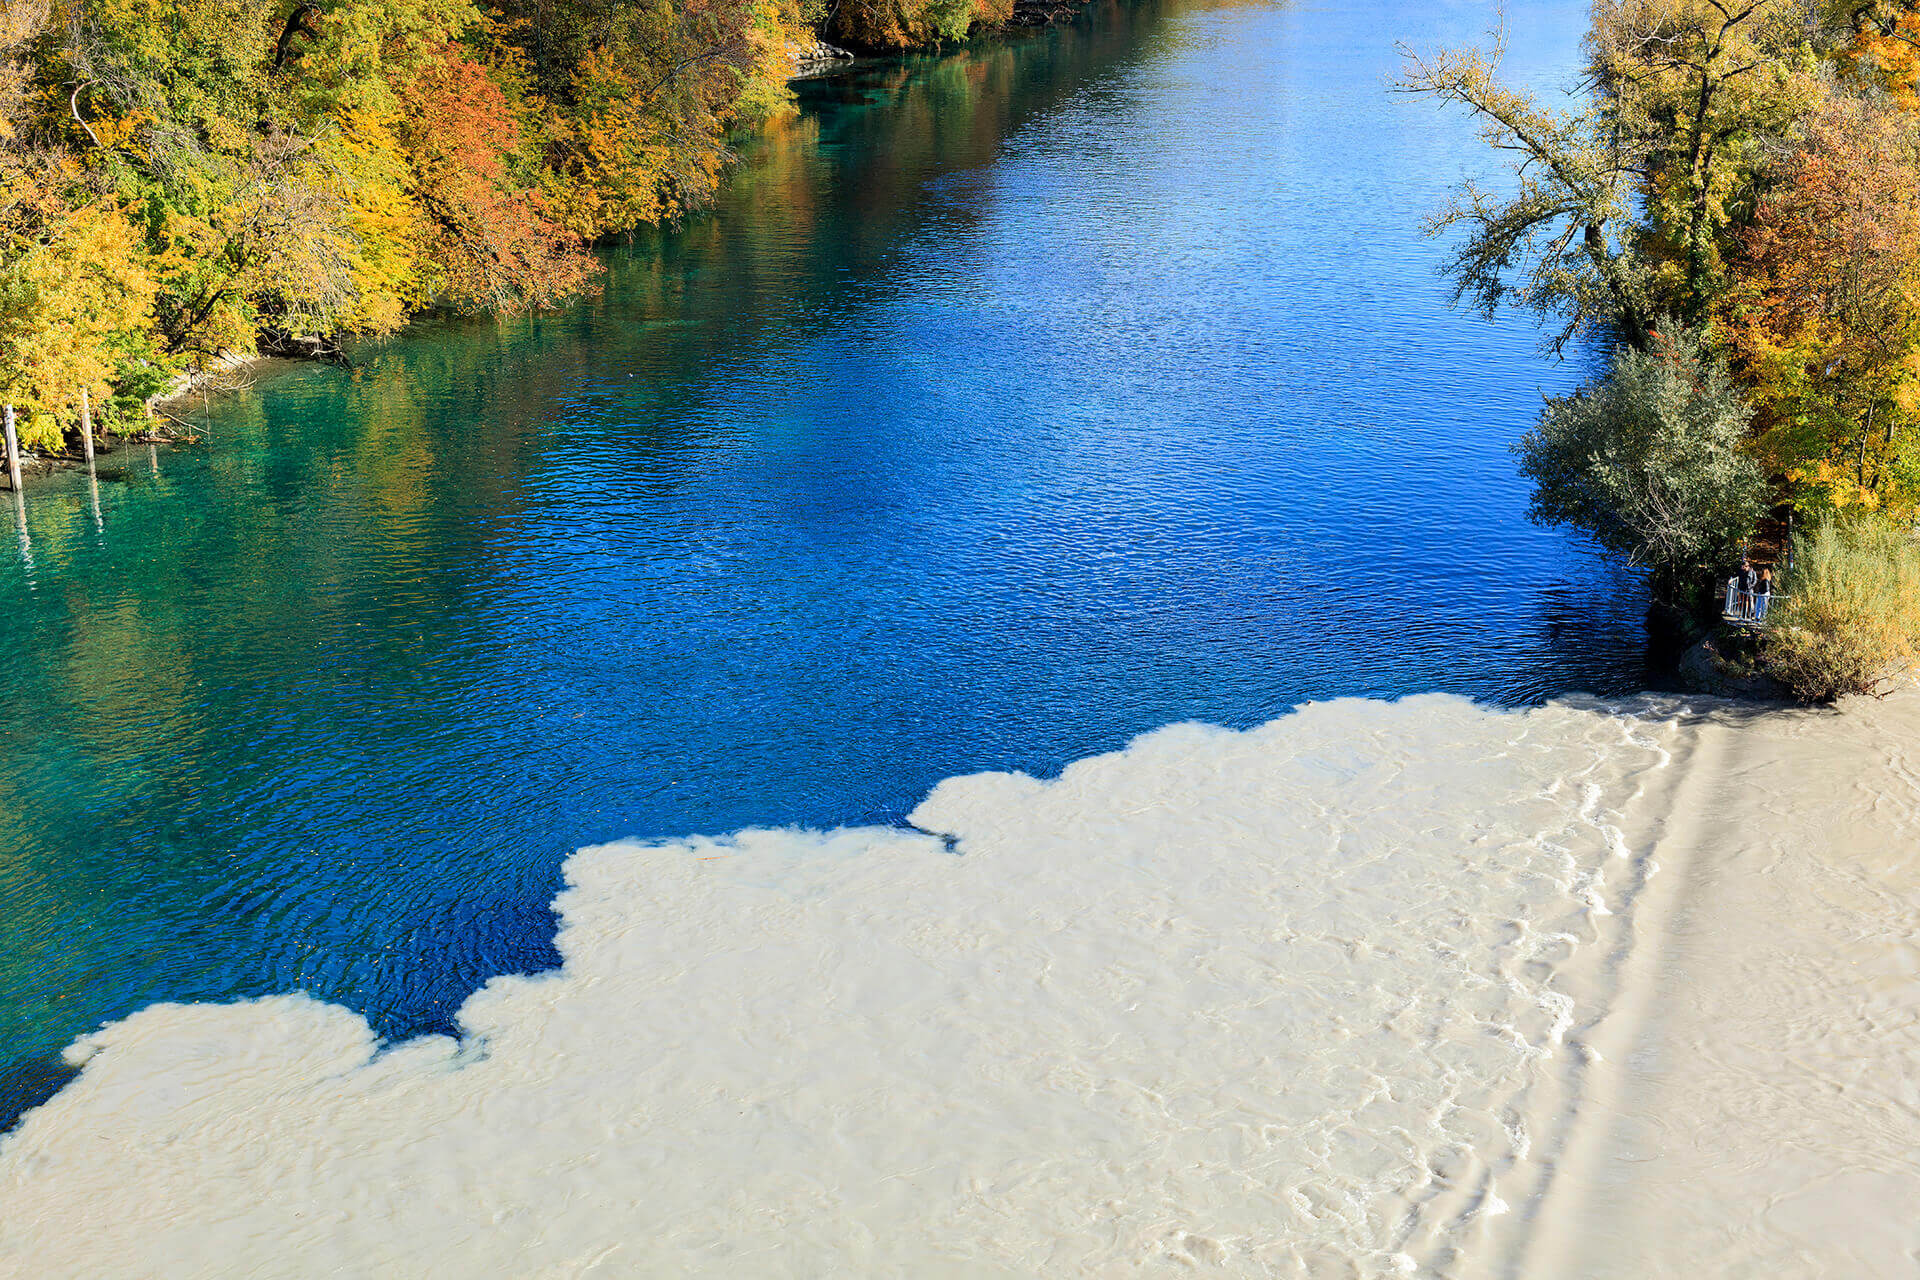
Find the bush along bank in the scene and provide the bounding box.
[1403,1,1920,701]
[1756,518,1920,700]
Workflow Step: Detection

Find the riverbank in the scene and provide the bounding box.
[3,5,1910,1269]
[0,0,1099,492]
[1,352,260,489]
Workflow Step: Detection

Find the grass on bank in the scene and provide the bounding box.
[1763,518,1920,702]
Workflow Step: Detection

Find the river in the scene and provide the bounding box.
[4,1,1916,1276]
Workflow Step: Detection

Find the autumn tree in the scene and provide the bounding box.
[1587,0,1821,321]
[1399,3,1834,350]
[1727,91,1920,509]
[401,46,596,312]
[0,0,164,448]
[1835,0,1920,98]
[0,205,161,450]
[818,0,1009,50]
[41,0,372,359]
[495,0,801,238]
[0,0,948,438]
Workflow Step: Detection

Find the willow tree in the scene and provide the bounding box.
[1514,327,1768,601]
[1398,3,1824,351]
[1396,35,1656,353]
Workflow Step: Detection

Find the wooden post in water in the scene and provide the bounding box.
[4,404,20,494]
[11,483,26,568]
[12,477,29,571]
[80,386,95,465]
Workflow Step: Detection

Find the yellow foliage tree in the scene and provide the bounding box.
[1726,92,1920,511]
[0,204,159,450]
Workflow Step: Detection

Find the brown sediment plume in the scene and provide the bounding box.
[2,692,1915,1276]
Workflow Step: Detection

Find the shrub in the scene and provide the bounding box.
[1513,327,1768,604]
[1762,517,1920,701]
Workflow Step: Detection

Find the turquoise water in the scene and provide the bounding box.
[0,0,1631,1121]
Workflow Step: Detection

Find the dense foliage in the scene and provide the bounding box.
[1403,1,1920,517]
[814,0,1011,51]
[0,0,821,450]
[1406,0,1920,696]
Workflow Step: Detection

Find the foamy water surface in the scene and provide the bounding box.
[0,696,1727,1274]
[9,692,1920,1277]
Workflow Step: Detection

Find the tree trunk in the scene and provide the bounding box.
[274,2,321,71]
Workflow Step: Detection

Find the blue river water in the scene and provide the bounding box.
[0,0,1635,1122]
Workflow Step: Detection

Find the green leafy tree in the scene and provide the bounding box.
[1398,3,1820,351]
[1588,0,1820,321]
[1514,327,1768,599]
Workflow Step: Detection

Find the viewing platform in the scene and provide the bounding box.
[1722,580,1781,627]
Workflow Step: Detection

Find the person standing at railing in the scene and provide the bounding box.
[1739,558,1757,620]
[1756,566,1772,622]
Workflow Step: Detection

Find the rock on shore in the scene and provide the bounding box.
[791,38,854,77]
[1677,631,1791,701]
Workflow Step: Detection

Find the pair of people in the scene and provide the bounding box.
[1732,558,1773,622]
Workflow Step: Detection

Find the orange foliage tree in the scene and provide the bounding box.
[402,47,598,313]
[1839,0,1920,101]
[1727,91,1920,508]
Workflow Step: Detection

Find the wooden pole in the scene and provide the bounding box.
[4,404,20,494]
[80,386,95,465]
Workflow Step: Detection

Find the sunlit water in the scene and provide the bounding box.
[0,0,1632,1109]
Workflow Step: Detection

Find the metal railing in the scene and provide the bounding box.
[1723,580,1782,625]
